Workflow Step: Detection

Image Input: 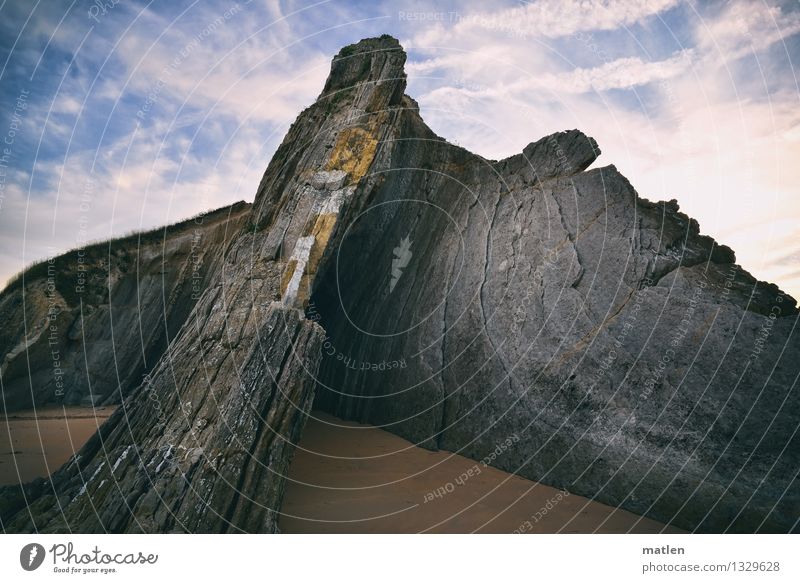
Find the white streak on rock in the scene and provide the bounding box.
[283,235,315,307]
[155,444,173,474]
[74,461,105,500]
[111,445,131,473]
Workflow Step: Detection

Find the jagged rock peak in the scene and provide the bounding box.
[250,36,409,231]
[320,35,407,107]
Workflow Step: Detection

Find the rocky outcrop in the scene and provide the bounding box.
[1,305,321,532]
[302,40,799,533]
[0,34,410,533]
[2,35,797,533]
[312,130,799,531]
[0,202,250,412]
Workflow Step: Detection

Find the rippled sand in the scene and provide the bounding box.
[280,412,682,533]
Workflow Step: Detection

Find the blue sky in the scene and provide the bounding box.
[1,0,799,296]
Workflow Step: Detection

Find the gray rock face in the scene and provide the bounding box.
[2,35,797,533]
[0,35,408,533]
[0,205,330,532]
[302,42,799,533]
[1,304,321,533]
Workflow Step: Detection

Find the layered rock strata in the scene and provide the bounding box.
[2,35,797,533]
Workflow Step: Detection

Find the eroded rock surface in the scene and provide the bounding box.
[302,40,799,533]
[2,35,797,533]
[0,34,414,534]
[1,304,321,533]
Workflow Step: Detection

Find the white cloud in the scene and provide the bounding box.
[409,0,680,45]
[0,0,333,288]
[410,50,694,98]
[113,5,330,126]
[548,50,694,92]
[694,0,800,63]
[0,107,281,289]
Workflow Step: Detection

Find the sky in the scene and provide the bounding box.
[0,0,799,297]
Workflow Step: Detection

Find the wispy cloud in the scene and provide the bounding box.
[694,0,800,61]
[409,50,694,96]
[0,0,328,281]
[409,0,681,44]
[1,0,799,300]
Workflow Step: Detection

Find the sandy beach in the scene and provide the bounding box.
[2,407,680,533]
[280,413,683,533]
[0,406,115,486]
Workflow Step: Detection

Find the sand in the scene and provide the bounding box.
[280,413,683,533]
[1,407,681,533]
[0,406,115,486]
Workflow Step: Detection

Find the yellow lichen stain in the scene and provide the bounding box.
[306,213,338,276]
[280,259,298,297]
[326,126,379,183]
[284,213,340,307]
[290,115,388,306]
[295,273,312,306]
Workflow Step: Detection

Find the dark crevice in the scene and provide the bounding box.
[479,190,514,394]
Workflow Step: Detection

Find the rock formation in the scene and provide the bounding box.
[0,202,250,412]
[1,35,798,533]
